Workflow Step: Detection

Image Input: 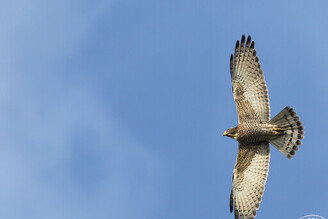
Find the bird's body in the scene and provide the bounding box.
[226,123,277,143]
[224,35,304,219]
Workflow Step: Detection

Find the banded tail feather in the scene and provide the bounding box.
[269,106,304,159]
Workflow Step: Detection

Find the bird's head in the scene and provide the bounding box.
[223,127,238,140]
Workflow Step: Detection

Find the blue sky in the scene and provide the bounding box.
[0,1,327,218]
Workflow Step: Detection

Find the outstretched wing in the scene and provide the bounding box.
[230,35,270,123]
[230,142,270,219]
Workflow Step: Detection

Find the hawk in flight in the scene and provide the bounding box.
[223,35,304,219]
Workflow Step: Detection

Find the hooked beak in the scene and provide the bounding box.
[223,131,228,136]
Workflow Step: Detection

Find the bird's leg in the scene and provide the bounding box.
[272,127,285,135]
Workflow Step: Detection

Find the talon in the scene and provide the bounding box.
[272,127,285,135]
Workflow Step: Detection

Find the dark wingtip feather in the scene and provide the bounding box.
[251,41,255,49]
[235,40,240,49]
[241,35,246,47]
[241,34,245,43]
[230,189,233,213]
[246,35,251,46]
[230,54,234,75]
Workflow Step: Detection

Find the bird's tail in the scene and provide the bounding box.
[268,106,304,159]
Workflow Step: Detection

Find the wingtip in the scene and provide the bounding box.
[246,35,251,46]
[235,40,239,49]
[241,35,246,47]
[230,189,233,213]
[241,34,245,43]
[251,41,255,49]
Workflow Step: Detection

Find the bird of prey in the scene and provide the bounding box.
[223,35,304,219]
